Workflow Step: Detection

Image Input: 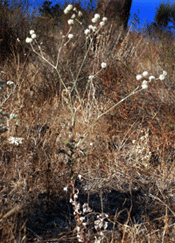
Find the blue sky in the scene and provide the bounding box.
[130,0,163,27]
[30,0,172,29]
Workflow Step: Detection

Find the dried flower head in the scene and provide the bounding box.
[149,76,155,81]
[31,33,36,39]
[163,70,167,76]
[8,137,24,146]
[94,13,100,20]
[68,34,74,39]
[10,113,18,120]
[64,4,73,14]
[71,13,76,19]
[78,11,82,17]
[7,81,14,86]
[63,187,68,192]
[92,17,98,23]
[142,71,149,77]
[101,62,107,69]
[30,30,35,35]
[89,75,94,80]
[136,74,142,81]
[26,37,33,43]
[68,19,74,25]
[99,21,105,27]
[159,74,165,81]
[141,80,148,89]
[84,29,90,35]
[102,17,107,22]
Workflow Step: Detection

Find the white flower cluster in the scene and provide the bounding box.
[64,4,73,14]
[68,34,74,39]
[9,113,18,120]
[84,15,107,36]
[26,30,36,44]
[92,13,100,23]
[159,70,167,81]
[101,62,107,69]
[64,4,83,26]
[64,182,91,242]
[94,213,108,243]
[136,70,167,90]
[94,213,108,231]
[6,81,14,86]
[64,177,109,243]
[8,136,24,146]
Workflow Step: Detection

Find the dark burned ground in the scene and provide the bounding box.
[25,177,175,242]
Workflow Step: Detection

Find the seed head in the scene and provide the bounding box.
[68,34,74,39]
[99,21,105,27]
[142,71,149,78]
[84,29,90,35]
[159,74,165,80]
[94,13,100,20]
[26,37,33,43]
[71,13,76,19]
[149,76,155,81]
[30,30,35,35]
[136,74,142,81]
[68,19,74,25]
[102,17,107,22]
[101,62,107,69]
[64,4,73,14]
[141,80,148,89]
[31,33,36,39]
[163,70,167,76]
[92,17,98,23]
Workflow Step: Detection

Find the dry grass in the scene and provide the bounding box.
[0,4,175,242]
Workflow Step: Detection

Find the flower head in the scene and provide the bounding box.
[149,76,155,82]
[101,62,107,69]
[68,19,74,25]
[159,74,165,81]
[88,25,94,30]
[92,17,98,23]
[141,80,148,89]
[84,29,90,35]
[102,17,107,22]
[64,4,73,14]
[26,37,33,43]
[94,13,100,20]
[71,13,76,19]
[10,113,18,120]
[7,81,14,86]
[63,186,68,192]
[68,34,74,39]
[8,137,24,146]
[31,33,36,39]
[78,11,82,17]
[99,21,105,27]
[136,74,142,81]
[89,75,94,80]
[30,30,35,35]
[142,71,149,78]
[163,70,167,76]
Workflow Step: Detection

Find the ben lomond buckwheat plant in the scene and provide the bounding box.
[25,4,169,242]
[25,5,167,147]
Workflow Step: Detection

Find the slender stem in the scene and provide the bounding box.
[83,86,141,137]
[71,37,93,93]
